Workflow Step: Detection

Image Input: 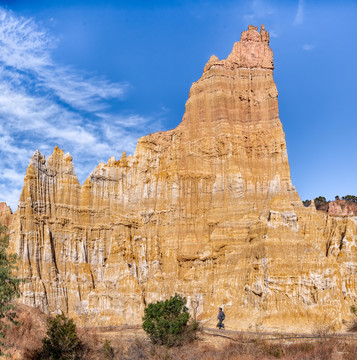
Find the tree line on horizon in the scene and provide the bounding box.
[303,194,357,207]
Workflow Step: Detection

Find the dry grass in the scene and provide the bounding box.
[347,318,357,333]
[2,306,357,359]
[76,330,357,360]
[2,304,47,359]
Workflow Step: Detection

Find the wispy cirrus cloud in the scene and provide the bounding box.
[0,7,162,210]
[294,0,304,25]
[302,44,315,51]
[0,9,126,107]
[242,0,279,37]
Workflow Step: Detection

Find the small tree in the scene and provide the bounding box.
[349,305,357,332]
[0,224,21,355]
[314,196,327,203]
[101,339,114,359]
[142,294,198,347]
[41,314,83,359]
[344,195,357,203]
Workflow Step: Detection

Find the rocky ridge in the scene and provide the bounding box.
[328,200,357,216]
[7,25,357,332]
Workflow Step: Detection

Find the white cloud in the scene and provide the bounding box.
[243,0,275,23]
[0,184,22,212]
[269,30,278,38]
[0,8,126,110]
[0,9,52,69]
[294,0,304,25]
[1,168,24,184]
[41,68,128,111]
[243,13,255,22]
[303,44,315,51]
[0,7,162,211]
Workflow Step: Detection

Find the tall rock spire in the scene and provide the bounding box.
[226,24,273,68]
[179,24,299,211]
[8,25,357,332]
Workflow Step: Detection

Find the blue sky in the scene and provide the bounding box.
[0,0,356,211]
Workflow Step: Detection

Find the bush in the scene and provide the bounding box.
[314,196,327,203]
[0,224,21,355]
[101,339,114,359]
[40,314,83,359]
[344,195,357,203]
[349,305,357,332]
[142,294,198,347]
[314,196,330,212]
[302,199,311,207]
[3,304,47,359]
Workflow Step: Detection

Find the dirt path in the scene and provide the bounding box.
[79,324,357,359]
[203,327,357,339]
[85,324,357,347]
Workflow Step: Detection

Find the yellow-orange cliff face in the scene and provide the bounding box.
[8,25,357,331]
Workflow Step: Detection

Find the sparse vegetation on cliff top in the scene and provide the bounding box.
[302,195,357,212]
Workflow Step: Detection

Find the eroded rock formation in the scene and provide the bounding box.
[328,200,357,216]
[0,202,13,227]
[7,25,357,331]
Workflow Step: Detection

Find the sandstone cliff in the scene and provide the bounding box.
[8,25,357,332]
[328,200,357,216]
[0,202,13,227]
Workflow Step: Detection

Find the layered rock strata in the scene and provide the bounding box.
[8,25,357,331]
[0,202,13,227]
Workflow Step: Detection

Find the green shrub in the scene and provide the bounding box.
[314,196,327,203]
[142,294,198,347]
[349,305,357,332]
[40,314,83,359]
[0,224,21,355]
[101,339,114,359]
[344,195,357,203]
[302,200,311,207]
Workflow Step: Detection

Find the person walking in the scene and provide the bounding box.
[217,307,225,329]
